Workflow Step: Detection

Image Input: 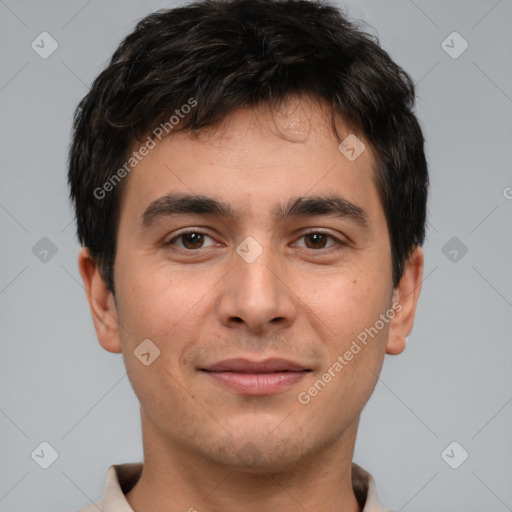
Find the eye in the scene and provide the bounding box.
[167,230,217,250]
[293,231,343,250]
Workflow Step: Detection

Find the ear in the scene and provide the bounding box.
[78,247,122,353]
[386,246,424,355]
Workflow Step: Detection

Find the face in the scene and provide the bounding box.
[80,96,422,472]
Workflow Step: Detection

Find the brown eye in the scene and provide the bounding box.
[167,231,216,250]
[303,233,329,249]
[180,232,205,249]
[295,232,341,250]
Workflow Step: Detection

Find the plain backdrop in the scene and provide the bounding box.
[1,1,511,511]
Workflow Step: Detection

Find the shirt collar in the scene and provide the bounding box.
[83,462,393,512]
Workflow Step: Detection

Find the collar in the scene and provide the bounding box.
[78,462,393,511]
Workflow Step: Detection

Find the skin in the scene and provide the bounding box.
[79,96,423,512]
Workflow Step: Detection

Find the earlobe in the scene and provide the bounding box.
[385,246,424,355]
[78,247,122,354]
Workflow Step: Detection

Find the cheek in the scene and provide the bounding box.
[116,260,209,340]
[299,277,391,420]
[304,264,391,345]
[113,262,206,412]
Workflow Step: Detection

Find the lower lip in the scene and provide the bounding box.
[203,371,308,395]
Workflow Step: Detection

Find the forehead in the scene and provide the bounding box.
[117,98,382,226]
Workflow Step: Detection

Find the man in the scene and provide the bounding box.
[68,0,428,510]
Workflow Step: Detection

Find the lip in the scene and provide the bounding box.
[201,357,309,373]
[200,358,311,395]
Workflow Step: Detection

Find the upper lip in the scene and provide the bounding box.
[201,358,310,373]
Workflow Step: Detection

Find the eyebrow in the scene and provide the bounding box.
[140,193,369,229]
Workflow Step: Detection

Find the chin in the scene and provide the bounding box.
[202,429,310,475]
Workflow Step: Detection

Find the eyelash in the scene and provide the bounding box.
[165,229,346,251]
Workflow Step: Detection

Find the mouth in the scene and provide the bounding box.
[199,358,311,395]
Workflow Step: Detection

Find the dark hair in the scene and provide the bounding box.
[68,0,428,294]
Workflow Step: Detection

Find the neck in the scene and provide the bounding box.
[126,410,362,512]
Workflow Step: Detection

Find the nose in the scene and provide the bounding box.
[216,245,297,335]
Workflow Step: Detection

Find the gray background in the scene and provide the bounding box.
[1,0,511,511]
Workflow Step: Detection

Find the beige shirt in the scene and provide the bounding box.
[77,462,394,512]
